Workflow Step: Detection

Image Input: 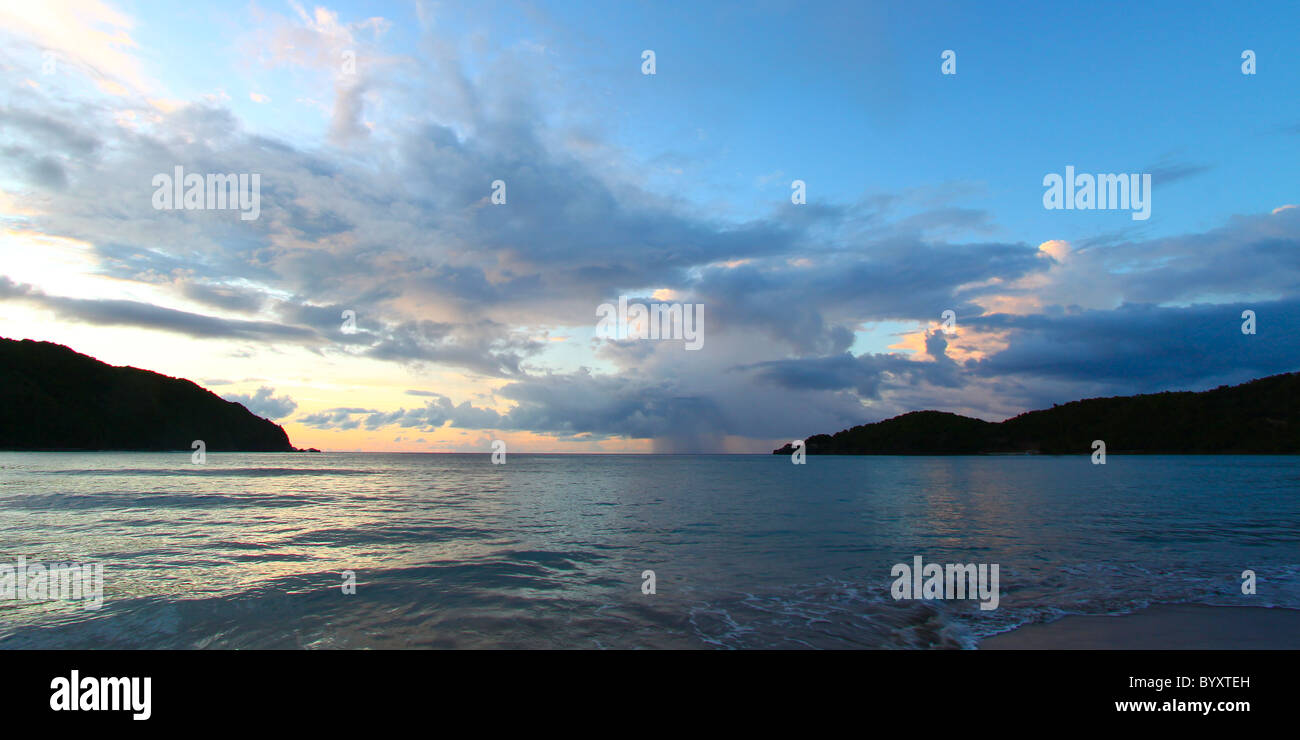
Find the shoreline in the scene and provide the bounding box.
[979,603,1300,650]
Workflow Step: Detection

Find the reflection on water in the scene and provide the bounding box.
[1,452,1297,648]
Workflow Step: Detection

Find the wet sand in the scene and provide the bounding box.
[980,604,1300,649]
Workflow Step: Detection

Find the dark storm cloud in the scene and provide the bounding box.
[741,330,962,399]
[696,238,1042,353]
[966,299,1300,392]
[1103,207,1300,305]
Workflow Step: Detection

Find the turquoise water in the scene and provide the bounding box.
[1,452,1296,648]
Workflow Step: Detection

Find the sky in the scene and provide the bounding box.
[0,0,1297,452]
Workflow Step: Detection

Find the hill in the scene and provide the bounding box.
[0,337,299,451]
[773,373,1300,455]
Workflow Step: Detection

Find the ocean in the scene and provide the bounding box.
[1,452,1297,649]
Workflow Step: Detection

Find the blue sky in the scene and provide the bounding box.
[128,0,1300,234]
[0,0,1296,451]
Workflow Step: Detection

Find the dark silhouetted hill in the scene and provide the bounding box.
[774,373,1300,455]
[0,337,298,451]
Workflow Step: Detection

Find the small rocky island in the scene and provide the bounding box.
[0,337,307,452]
[774,372,1300,455]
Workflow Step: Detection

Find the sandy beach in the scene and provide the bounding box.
[980,603,1300,649]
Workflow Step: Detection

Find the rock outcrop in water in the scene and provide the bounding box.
[0,337,299,451]
[774,372,1300,455]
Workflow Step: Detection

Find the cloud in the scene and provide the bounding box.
[297,370,728,451]
[1146,160,1212,186]
[966,299,1300,394]
[0,108,102,156]
[223,386,298,419]
[0,0,152,94]
[0,278,321,342]
[179,281,268,313]
[365,319,544,378]
[1,5,1297,451]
